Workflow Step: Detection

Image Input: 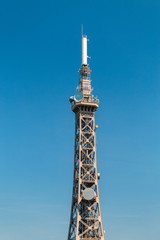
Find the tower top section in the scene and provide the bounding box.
[69,31,99,113]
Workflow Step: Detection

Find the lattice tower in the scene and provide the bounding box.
[68,34,105,240]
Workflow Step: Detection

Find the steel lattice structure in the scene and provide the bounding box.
[68,35,105,240]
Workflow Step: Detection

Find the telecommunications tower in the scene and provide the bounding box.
[68,33,105,240]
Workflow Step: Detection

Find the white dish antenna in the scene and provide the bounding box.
[74,91,83,102]
[83,188,96,201]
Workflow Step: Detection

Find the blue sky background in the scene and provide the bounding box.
[0,0,160,239]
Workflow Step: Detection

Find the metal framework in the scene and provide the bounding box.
[68,61,105,240]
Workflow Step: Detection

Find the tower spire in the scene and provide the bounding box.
[79,31,91,98]
[82,34,87,65]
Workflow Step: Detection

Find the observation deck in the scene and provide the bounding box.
[71,96,99,113]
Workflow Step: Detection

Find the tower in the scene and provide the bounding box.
[68,34,105,240]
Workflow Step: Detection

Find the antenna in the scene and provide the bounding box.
[82,25,87,65]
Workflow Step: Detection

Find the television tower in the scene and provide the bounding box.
[68,33,105,240]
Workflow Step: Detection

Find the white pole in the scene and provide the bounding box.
[82,36,87,65]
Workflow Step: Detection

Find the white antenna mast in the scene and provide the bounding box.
[82,25,87,65]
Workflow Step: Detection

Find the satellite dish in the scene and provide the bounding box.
[83,188,96,201]
[69,96,75,103]
[74,91,83,102]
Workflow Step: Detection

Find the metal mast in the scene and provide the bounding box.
[68,33,105,240]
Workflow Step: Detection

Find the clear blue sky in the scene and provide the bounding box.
[0,0,159,239]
